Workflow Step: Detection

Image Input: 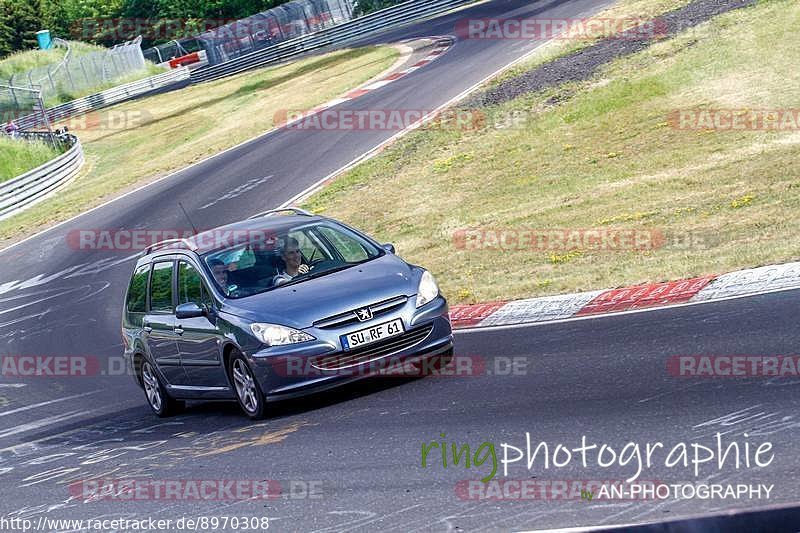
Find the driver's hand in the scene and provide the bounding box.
[298,264,310,274]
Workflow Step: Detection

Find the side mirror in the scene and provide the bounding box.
[176,302,205,319]
[382,243,396,254]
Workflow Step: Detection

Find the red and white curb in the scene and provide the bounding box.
[449,262,800,329]
[307,36,455,114]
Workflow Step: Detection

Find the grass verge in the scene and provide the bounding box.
[302,0,798,304]
[0,137,61,183]
[0,41,104,79]
[0,45,399,246]
[0,41,166,107]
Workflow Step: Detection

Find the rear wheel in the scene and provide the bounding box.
[141,360,184,417]
[229,352,267,419]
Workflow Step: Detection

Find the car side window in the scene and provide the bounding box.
[149,261,174,313]
[178,261,212,307]
[126,265,149,313]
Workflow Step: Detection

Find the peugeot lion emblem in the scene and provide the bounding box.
[356,308,373,321]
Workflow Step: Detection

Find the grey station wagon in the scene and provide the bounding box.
[121,208,453,418]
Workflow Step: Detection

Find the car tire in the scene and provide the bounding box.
[140,360,184,417]
[229,351,267,420]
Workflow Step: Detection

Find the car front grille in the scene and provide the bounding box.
[310,325,434,370]
[313,296,408,329]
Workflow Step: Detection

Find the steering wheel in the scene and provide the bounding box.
[307,259,340,272]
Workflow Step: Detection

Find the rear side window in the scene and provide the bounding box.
[149,261,174,313]
[125,265,149,313]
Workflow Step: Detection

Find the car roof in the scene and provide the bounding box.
[141,214,330,261]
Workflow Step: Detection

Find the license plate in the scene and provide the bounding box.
[341,318,404,351]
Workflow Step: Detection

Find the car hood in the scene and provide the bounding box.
[220,254,420,329]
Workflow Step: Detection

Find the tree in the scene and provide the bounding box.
[0,4,14,58]
[0,0,42,53]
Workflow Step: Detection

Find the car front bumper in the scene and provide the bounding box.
[248,295,453,401]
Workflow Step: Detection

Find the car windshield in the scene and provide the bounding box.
[202,220,383,298]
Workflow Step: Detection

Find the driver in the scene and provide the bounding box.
[273,237,309,286]
[208,258,237,295]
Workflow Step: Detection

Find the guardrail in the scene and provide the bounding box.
[0,133,84,220]
[7,67,190,131]
[190,0,474,83]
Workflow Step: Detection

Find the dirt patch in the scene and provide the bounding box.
[466,0,756,107]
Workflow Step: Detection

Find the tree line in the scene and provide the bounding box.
[0,0,314,57]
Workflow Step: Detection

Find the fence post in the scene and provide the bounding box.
[109,52,121,79]
[79,56,91,86]
[8,75,19,108]
[64,57,77,93]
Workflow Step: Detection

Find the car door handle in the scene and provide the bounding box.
[174,326,184,335]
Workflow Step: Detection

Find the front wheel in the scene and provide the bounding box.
[229,352,267,419]
[141,360,184,417]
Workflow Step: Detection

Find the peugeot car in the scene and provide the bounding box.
[121,208,453,418]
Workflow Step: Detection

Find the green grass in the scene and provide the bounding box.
[0,41,107,79]
[0,137,61,182]
[301,0,799,304]
[0,45,399,245]
[46,62,166,107]
[0,40,167,107]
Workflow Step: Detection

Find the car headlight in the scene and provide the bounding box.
[250,323,315,346]
[416,270,439,308]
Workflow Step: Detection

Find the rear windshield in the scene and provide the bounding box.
[202,221,382,299]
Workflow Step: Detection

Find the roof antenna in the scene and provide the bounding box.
[178,202,199,235]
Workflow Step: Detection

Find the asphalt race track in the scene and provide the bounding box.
[2,0,799,531]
